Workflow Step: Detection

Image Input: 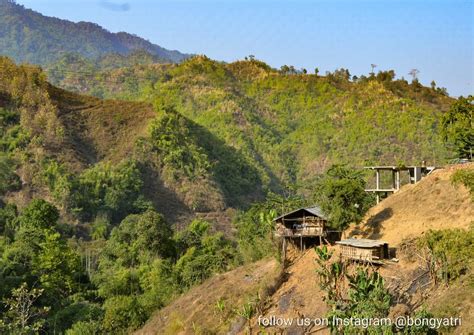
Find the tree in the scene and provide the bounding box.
[101,295,147,333]
[102,210,174,267]
[280,65,290,74]
[442,95,473,159]
[33,231,83,298]
[19,199,59,230]
[409,68,420,82]
[0,202,17,238]
[1,283,49,334]
[370,64,377,76]
[314,165,372,231]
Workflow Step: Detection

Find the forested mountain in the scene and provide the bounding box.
[45,55,454,190]
[0,56,261,334]
[0,0,189,65]
[0,53,466,334]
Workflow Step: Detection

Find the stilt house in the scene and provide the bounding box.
[273,206,328,249]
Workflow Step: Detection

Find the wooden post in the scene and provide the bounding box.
[396,170,400,190]
[376,169,380,190]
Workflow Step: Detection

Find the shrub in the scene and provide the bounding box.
[101,295,147,334]
[19,199,59,230]
[418,227,474,283]
[0,154,20,194]
[66,321,102,335]
[451,169,474,200]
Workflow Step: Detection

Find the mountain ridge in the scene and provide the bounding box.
[0,0,190,64]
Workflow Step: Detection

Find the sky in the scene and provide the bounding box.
[18,0,473,97]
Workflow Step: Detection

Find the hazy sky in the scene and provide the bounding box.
[18,0,473,97]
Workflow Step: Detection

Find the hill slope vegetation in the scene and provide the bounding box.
[45,56,454,195]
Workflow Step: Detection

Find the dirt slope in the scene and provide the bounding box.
[136,258,282,335]
[349,163,474,245]
[246,248,329,335]
[49,85,157,170]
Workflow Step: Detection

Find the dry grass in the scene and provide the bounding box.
[246,247,329,335]
[48,85,156,170]
[136,258,282,335]
[349,163,474,246]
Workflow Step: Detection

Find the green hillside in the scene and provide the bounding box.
[0,0,189,65]
[0,56,263,219]
[46,55,453,190]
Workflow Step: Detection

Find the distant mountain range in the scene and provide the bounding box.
[0,0,190,65]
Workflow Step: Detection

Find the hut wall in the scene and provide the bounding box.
[340,245,383,261]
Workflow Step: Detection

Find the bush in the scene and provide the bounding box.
[102,295,147,333]
[451,169,474,200]
[418,227,474,283]
[19,199,59,230]
[66,321,102,335]
[0,154,20,195]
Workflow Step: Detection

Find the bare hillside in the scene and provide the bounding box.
[136,258,282,335]
[246,248,329,334]
[349,163,474,245]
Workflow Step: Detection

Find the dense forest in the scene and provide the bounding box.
[0,0,189,65]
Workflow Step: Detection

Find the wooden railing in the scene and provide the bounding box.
[278,227,324,237]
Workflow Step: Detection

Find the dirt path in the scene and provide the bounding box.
[245,248,330,335]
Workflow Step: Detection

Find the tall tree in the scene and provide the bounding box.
[314,165,372,231]
[442,95,474,160]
